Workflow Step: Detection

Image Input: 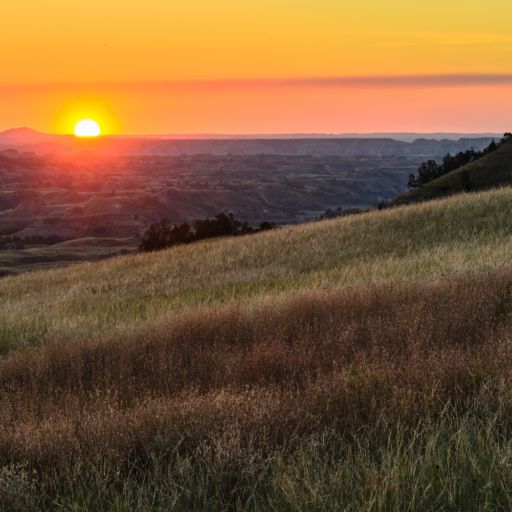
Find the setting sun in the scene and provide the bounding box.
[74,119,101,137]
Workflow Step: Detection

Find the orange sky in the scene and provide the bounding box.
[1,1,512,134]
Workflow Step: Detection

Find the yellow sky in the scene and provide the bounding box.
[1,1,512,133]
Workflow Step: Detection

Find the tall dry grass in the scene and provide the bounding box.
[2,269,512,509]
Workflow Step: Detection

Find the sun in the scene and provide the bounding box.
[74,119,101,138]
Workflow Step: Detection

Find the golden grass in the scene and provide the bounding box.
[2,186,512,351]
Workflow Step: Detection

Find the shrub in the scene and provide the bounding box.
[139,212,275,252]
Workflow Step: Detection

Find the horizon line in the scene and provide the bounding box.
[0,127,504,139]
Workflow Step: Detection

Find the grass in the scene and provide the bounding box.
[3,269,512,509]
[2,186,512,352]
[8,413,512,511]
[3,186,512,508]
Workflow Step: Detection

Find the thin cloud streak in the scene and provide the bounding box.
[2,74,512,91]
[243,74,512,88]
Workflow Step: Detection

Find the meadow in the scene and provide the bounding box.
[2,187,512,509]
[2,186,512,351]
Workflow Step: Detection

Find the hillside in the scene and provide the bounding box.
[392,137,512,205]
[2,186,512,351]
[3,188,512,509]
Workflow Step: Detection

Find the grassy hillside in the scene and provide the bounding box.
[392,137,512,205]
[2,187,512,352]
[3,188,512,509]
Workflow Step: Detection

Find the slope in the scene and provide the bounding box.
[5,184,512,512]
[3,187,512,509]
[392,137,512,205]
[2,186,512,352]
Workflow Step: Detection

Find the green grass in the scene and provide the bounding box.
[392,138,512,205]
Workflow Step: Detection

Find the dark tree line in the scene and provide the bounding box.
[139,212,275,252]
[407,137,506,189]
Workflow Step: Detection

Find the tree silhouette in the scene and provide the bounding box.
[139,213,275,252]
[408,139,502,189]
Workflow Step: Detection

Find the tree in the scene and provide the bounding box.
[259,221,276,231]
[485,139,498,153]
[139,219,173,251]
[194,212,238,239]
[408,173,419,189]
[460,169,473,192]
[139,213,276,252]
[417,160,440,185]
[407,138,504,189]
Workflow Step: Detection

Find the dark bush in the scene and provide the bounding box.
[139,213,275,252]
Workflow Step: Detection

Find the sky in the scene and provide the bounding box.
[1,0,512,134]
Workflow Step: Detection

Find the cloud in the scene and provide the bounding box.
[136,74,512,90]
[2,74,512,91]
[268,74,512,88]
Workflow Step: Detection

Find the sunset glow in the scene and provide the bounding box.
[1,1,512,133]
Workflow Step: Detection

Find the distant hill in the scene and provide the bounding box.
[111,132,503,143]
[391,137,512,205]
[100,136,494,157]
[0,127,495,156]
[0,127,68,146]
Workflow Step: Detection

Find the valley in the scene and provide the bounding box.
[0,135,493,275]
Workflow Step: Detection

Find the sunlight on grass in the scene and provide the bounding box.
[2,186,512,350]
